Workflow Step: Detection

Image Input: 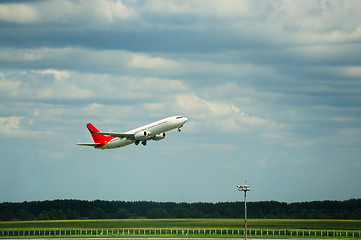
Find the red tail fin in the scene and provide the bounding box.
[86,123,113,144]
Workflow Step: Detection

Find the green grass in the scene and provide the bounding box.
[1,219,361,239]
[1,218,361,230]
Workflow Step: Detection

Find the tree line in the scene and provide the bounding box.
[1,199,361,221]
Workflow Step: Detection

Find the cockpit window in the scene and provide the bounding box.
[176,116,183,119]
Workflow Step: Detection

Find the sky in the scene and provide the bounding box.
[0,0,361,204]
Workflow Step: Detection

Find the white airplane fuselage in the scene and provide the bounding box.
[104,116,186,149]
[78,116,187,150]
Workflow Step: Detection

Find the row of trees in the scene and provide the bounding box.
[1,199,361,221]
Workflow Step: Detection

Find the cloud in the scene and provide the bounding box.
[173,93,235,119]
[216,110,285,137]
[0,0,138,26]
[0,70,93,100]
[3,67,289,140]
[0,69,189,103]
[140,0,361,46]
[0,116,50,138]
[340,66,361,78]
[0,47,185,76]
[0,116,23,135]
[134,77,187,92]
[0,48,42,62]
[238,0,361,45]
[1,0,360,52]
[144,103,166,112]
[129,54,180,69]
[142,0,267,21]
[94,0,138,22]
[0,70,191,132]
[0,3,38,23]
[32,69,70,81]
[196,143,236,152]
[0,75,21,97]
[0,0,361,203]
[171,92,286,141]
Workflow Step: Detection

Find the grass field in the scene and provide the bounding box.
[1,218,361,230]
[1,219,361,239]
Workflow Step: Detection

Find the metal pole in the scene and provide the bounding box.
[237,183,250,240]
[244,190,247,240]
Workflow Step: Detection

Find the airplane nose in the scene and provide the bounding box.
[183,117,188,123]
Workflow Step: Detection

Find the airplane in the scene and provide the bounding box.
[77,116,187,149]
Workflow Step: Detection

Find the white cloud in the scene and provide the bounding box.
[264,1,361,45]
[144,103,166,112]
[129,54,180,69]
[34,71,92,99]
[86,103,104,112]
[0,3,38,23]
[35,0,81,24]
[0,77,21,97]
[197,143,236,152]
[0,70,93,100]
[172,92,286,140]
[143,0,361,45]
[0,47,185,76]
[0,48,42,62]
[32,69,70,81]
[276,0,360,33]
[340,66,361,78]
[143,0,264,19]
[173,93,235,119]
[0,116,23,135]
[95,0,138,22]
[0,69,190,105]
[2,0,360,46]
[0,116,50,138]
[217,110,284,135]
[0,0,138,25]
[134,77,187,92]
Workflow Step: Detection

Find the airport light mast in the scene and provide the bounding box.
[237,182,251,240]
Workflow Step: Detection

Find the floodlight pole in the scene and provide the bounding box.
[237,183,250,240]
[244,189,247,240]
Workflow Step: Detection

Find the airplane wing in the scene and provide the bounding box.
[93,131,135,140]
[77,143,102,147]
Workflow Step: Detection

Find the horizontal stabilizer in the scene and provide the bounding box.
[76,143,101,147]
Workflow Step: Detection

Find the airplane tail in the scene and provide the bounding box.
[87,123,113,144]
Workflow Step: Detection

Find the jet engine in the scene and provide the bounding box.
[153,133,166,141]
[134,131,149,140]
